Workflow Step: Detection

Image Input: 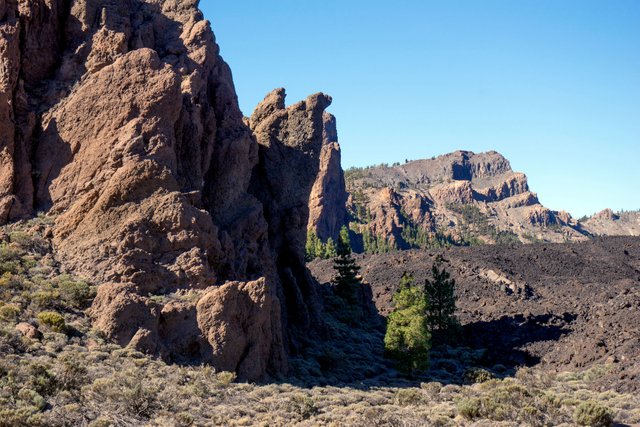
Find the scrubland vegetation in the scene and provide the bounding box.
[1,218,638,426]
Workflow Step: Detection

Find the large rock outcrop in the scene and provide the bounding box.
[0,0,332,380]
[344,151,591,247]
[248,88,332,343]
[307,113,348,242]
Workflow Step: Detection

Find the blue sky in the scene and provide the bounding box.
[200,1,639,217]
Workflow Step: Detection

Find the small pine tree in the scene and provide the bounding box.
[333,226,362,305]
[314,238,325,260]
[324,238,337,258]
[384,273,431,375]
[305,230,319,261]
[424,257,458,339]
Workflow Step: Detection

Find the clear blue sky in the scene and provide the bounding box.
[200,1,639,218]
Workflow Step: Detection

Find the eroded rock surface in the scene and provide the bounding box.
[343,151,592,248]
[0,0,331,380]
[307,113,348,242]
[248,88,332,343]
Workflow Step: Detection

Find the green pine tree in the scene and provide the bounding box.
[305,230,319,261]
[333,226,362,306]
[424,257,458,339]
[384,273,431,375]
[324,238,337,258]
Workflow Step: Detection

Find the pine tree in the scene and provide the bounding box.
[424,257,458,339]
[333,226,362,306]
[305,230,319,261]
[384,273,431,375]
[324,238,337,258]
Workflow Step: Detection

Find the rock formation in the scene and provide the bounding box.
[343,151,591,247]
[582,209,640,237]
[248,88,331,343]
[307,113,348,242]
[0,0,333,380]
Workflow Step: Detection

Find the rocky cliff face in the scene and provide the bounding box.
[307,113,348,242]
[582,209,640,237]
[0,0,332,380]
[340,151,591,249]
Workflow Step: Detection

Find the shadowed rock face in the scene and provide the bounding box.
[248,88,332,346]
[0,0,331,380]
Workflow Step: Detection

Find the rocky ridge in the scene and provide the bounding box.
[0,0,335,380]
[311,150,639,252]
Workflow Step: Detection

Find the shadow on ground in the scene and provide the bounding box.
[287,279,573,389]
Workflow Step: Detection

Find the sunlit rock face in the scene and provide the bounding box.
[0,0,333,380]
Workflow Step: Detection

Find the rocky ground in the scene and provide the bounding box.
[310,236,640,394]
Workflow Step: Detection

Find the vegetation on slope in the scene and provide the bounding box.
[1,218,638,426]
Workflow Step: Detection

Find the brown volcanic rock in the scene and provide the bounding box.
[307,113,348,242]
[309,236,640,391]
[475,172,529,202]
[38,49,223,292]
[429,180,475,206]
[345,150,592,245]
[0,0,334,380]
[197,279,285,381]
[248,89,332,335]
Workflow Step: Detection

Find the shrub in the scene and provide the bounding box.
[457,397,481,420]
[58,279,94,308]
[37,311,66,333]
[574,401,613,427]
[16,388,47,411]
[31,290,60,310]
[0,260,20,275]
[27,363,58,397]
[8,232,47,254]
[55,355,89,393]
[0,304,21,321]
[394,388,425,406]
[215,371,237,386]
[288,394,319,420]
[464,367,495,384]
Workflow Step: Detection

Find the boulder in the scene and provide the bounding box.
[16,322,42,339]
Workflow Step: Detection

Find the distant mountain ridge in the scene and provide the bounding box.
[307,149,640,254]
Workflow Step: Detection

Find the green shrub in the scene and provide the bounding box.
[8,232,47,254]
[215,371,237,386]
[464,367,495,384]
[0,407,43,427]
[0,260,20,275]
[288,394,319,420]
[16,388,47,411]
[457,397,481,420]
[55,355,89,392]
[58,279,94,308]
[27,363,58,397]
[394,388,425,406]
[0,304,21,321]
[31,290,60,310]
[37,311,66,333]
[574,401,613,427]
[0,272,21,289]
